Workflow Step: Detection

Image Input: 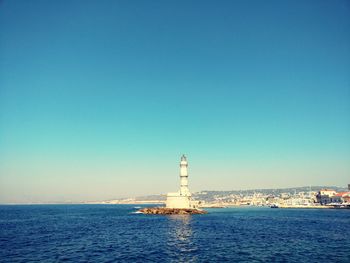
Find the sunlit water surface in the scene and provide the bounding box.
[1,205,349,262]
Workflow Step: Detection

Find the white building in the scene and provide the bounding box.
[166,155,198,209]
[319,189,336,196]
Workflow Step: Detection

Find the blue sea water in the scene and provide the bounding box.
[0,205,349,262]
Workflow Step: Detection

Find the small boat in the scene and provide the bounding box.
[270,204,279,208]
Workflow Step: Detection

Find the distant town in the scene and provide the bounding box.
[94,185,350,209]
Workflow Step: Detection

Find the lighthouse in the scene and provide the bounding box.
[166,154,197,209]
[138,154,205,214]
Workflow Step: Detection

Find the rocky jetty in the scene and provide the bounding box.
[138,207,207,215]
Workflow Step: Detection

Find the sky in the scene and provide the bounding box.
[0,0,349,203]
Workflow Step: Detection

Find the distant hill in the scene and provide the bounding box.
[193,186,348,202]
[135,194,166,201]
[133,186,348,202]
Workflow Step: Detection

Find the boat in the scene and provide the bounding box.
[270,204,279,208]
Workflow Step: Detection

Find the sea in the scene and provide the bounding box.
[0,205,349,262]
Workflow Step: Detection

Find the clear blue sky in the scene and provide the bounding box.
[1,0,349,203]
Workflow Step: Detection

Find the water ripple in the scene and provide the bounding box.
[0,205,349,262]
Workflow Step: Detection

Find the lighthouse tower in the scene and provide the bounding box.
[180,154,190,196]
[166,154,197,209]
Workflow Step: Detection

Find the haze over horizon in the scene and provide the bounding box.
[1,0,349,203]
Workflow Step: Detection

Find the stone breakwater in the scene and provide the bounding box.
[138,207,207,215]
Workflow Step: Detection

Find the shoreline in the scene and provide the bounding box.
[279,205,350,209]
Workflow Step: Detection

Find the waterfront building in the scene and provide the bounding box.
[166,155,198,209]
[330,192,350,204]
[319,189,337,196]
[280,193,290,199]
[343,193,350,203]
[316,189,337,205]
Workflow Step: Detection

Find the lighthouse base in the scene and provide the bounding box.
[166,192,198,209]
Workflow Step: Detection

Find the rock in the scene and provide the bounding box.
[138,207,207,215]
